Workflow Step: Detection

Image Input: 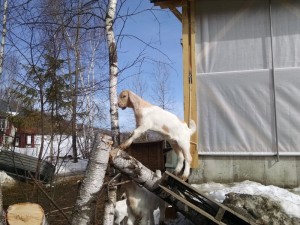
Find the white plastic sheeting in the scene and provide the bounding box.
[195,0,300,154]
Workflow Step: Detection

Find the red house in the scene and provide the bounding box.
[0,100,35,148]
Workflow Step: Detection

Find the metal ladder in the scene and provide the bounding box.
[155,171,258,225]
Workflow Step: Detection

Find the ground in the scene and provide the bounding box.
[2,175,107,225]
[2,172,300,225]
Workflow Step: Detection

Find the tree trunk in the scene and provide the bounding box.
[7,203,47,225]
[0,184,5,225]
[71,134,113,225]
[72,3,81,163]
[36,88,45,180]
[106,0,120,147]
[0,0,8,79]
[104,1,120,224]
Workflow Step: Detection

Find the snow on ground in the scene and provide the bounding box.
[0,171,16,186]
[12,135,75,158]
[192,180,300,218]
[55,158,88,175]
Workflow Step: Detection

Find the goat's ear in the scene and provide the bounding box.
[128,91,138,108]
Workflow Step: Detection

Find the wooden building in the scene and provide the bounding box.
[128,140,172,172]
[151,0,300,187]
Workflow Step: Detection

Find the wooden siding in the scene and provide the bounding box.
[128,140,169,172]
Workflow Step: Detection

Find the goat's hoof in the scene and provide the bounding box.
[172,170,180,176]
[180,176,188,182]
[119,143,128,150]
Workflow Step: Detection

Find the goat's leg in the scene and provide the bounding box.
[126,213,135,225]
[179,141,192,181]
[170,142,184,176]
[158,202,166,225]
[140,212,152,225]
[119,126,147,149]
[149,210,155,225]
[173,151,184,176]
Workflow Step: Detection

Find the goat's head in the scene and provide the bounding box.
[118,90,132,110]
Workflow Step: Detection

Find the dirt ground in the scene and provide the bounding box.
[2,175,110,225]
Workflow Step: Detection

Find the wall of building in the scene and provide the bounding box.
[189,155,300,188]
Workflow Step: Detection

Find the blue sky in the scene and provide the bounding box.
[117,1,184,130]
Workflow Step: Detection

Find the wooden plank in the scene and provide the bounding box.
[182,0,198,169]
[152,0,183,8]
[169,6,182,22]
[163,171,257,225]
[159,184,226,225]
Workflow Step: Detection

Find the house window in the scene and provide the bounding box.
[26,135,32,145]
[15,137,19,147]
[0,119,7,130]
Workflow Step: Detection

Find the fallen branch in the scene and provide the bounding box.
[109,147,162,191]
[46,206,74,215]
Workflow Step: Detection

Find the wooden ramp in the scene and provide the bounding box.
[155,171,257,225]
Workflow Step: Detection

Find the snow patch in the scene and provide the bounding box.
[192,180,300,218]
[0,171,16,186]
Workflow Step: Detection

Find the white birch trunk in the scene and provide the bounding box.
[71,134,113,225]
[104,1,120,224]
[0,0,8,79]
[106,0,120,147]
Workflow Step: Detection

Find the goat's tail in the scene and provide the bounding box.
[189,120,197,135]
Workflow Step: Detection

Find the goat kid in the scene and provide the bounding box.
[118,90,196,180]
[114,193,128,225]
[124,170,166,225]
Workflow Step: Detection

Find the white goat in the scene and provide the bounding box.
[124,170,165,225]
[114,193,128,225]
[118,90,196,180]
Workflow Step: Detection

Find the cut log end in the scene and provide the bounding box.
[7,203,46,225]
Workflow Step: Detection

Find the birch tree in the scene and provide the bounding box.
[0,0,8,80]
[104,1,120,225]
[71,134,113,225]
[106,0,120,147]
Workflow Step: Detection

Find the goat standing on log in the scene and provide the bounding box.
[117,90,196,181]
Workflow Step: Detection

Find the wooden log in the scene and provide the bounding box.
[109,147,162,191]
[7,203,47,225]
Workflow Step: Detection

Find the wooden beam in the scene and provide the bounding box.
[182,0,198,169]
[152,0,183,8]
[169,6,182,22]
